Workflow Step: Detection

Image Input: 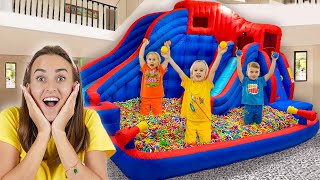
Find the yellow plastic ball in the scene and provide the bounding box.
[219,41,227,49]
[161,46,169,53]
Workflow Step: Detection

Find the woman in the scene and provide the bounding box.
[0,46,115,179]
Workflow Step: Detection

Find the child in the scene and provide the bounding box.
[139,38,169,115]
[161,41,227,144]
[0,46,115,179]
[237,52,278,125]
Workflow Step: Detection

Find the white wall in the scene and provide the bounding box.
[116,0,144,30]
[280,45,320,118]
[4,1,320,57]
[0,0,12,11]
[116,0,127,28]
[0,11,116,57]
[314,47,320,116]
[0,0,179,58]
[280,46,314,103]
[113,0,181,41]
[116,0,143,28]
[281,25,320,46]
[227,4,320,27]
[0,0,180,58]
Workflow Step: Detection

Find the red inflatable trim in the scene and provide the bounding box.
[88,101,119,111]
[174,0,281,53]
[112,119,317,159]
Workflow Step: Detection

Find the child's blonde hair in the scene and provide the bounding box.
[190,60,209,79]
[247,62,260,70]
[146,51,161,64]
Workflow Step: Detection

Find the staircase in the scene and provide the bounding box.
[11,0,117,30]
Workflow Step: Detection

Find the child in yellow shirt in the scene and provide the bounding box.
[161,41,227,144]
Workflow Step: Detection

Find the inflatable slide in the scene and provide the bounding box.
[80,1,318,179]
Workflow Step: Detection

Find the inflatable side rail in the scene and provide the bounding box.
[115,121,149,149]
[88,101,121,135]
[287,106,317,124]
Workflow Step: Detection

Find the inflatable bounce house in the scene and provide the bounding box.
[80,1,319,179]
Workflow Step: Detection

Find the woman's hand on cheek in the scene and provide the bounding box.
[52,83,80,132]
[21,85,51,135]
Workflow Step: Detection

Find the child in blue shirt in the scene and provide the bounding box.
[237,53,278,125]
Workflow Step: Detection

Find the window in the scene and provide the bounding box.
[294,51,307,81]
[5,62,16,88]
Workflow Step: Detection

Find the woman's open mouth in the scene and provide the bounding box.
[43,97,60,107]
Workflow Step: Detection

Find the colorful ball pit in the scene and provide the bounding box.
[114,98,300,152]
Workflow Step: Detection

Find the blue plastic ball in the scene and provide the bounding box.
[272,52,279,59]
[236,50,242,56]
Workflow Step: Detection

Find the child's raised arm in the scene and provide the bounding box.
[160,41,170,70]
[167,57,187,80]
[139,38,149,67]
[207,45,228,82]
[161,41,187,80]
[264,54,278,81]
[236,53,244,83]
[161,58,170,70]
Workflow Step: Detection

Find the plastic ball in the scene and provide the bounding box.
[236,50,242,56]
[143,38,148,43]
[167,40,171,46]
[161,46,169,54]
[272,52,279,59]
[219,41,227,49]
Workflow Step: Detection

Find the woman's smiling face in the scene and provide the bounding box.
[28,55,76,122]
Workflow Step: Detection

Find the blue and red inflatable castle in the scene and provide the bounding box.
[80,1,318,179]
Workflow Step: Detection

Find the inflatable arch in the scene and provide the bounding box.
[80,1,318,179]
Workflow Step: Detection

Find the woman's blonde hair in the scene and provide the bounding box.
[190,60,209,79]
[19,46,89,166]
